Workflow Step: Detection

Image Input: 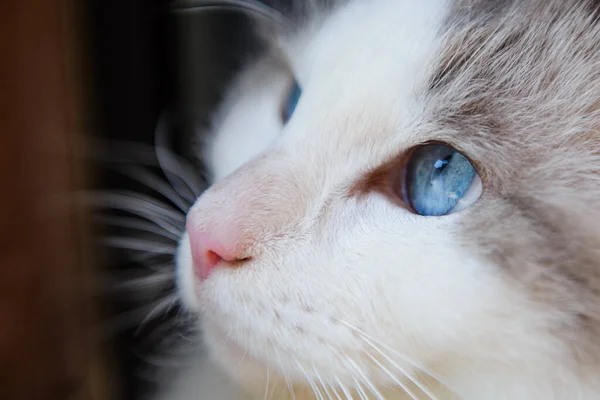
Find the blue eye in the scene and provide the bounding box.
[405,144,480,216]
[282,80,301,123]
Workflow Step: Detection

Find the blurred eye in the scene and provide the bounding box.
[404,144,482,216]
[282,80,301,123]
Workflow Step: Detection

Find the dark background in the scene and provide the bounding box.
[87,3,172,398]
[86,1,256,399]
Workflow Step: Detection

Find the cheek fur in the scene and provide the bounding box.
[177,192,538,393]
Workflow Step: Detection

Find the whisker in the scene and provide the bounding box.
[295,359,324,400]
[154,112,202,203]
[117,165,191,212]
[111,271,174,292]
[102,295,177,339]
[89,130,199,377]
[263,366,270,400]
[130,324,201,371]
[87,137,204,198]
[139,317,191,349]
[329,382,344,400]
[335,319,454,395]
[229,349,249,378]
[315,383,328,400]
[344,356,385,400]
[362,351,423,400]
[131,349,191,370]
[82,191,185,226]
[171,0,290,27]
[350,375,369,400]
[273,346,296,400]
[128,251,176,266]
[334,376,354,400]
[313,365,335,400]
[135,294,180,336]
[269,379,283,400]
[110,212,181,238]
[98,215,181,241]
[101,237,177,255]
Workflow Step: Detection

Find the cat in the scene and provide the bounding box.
[152,0,600,398]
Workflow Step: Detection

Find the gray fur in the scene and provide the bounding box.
[427,0,600,367]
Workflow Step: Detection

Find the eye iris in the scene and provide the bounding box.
[283,81,301,123]
[406,144,477,216]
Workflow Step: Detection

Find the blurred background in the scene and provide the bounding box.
[0,1,263,399]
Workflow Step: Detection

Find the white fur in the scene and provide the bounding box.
[204,55,292,181]
[154,0,600,399]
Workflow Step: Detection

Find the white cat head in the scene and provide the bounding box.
[176,0,600,398]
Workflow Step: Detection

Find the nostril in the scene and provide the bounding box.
[205,250,223,267]
[190,239,228,281]
[187,223,249,280]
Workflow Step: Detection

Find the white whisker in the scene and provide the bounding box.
[98,215,181,241]
[136,294,180,336]
[315,384,328,400]
[154,112,202,203]
[345,356,385,400]
[350,375,369,400]
[87,137,204,197]
[101,237,177,255]
[313,365,335,400]
[129,251,176,265]
[263,366,271,400]
[82,191,185,227]
[362,351,424,400]
[295,360,324,400]
[335,319,454,395]
[102,295,177,339]
[171,0,289,27]
[118,165,191,212]
[141,316,189,346]
[228,349,249,378]
[334,376,354,400]
[274,346,296,400]
[113,271,174,291]
[329,382,344,400]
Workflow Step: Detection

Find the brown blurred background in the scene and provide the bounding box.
[0,1,98,399]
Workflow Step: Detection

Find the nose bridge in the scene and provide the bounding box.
[187,153,314,258]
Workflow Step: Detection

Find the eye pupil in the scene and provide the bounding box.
[405,144,479,216]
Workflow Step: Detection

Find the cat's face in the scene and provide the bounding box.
[177,0,600,397]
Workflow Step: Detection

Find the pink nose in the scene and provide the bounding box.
[186,218,245,280]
